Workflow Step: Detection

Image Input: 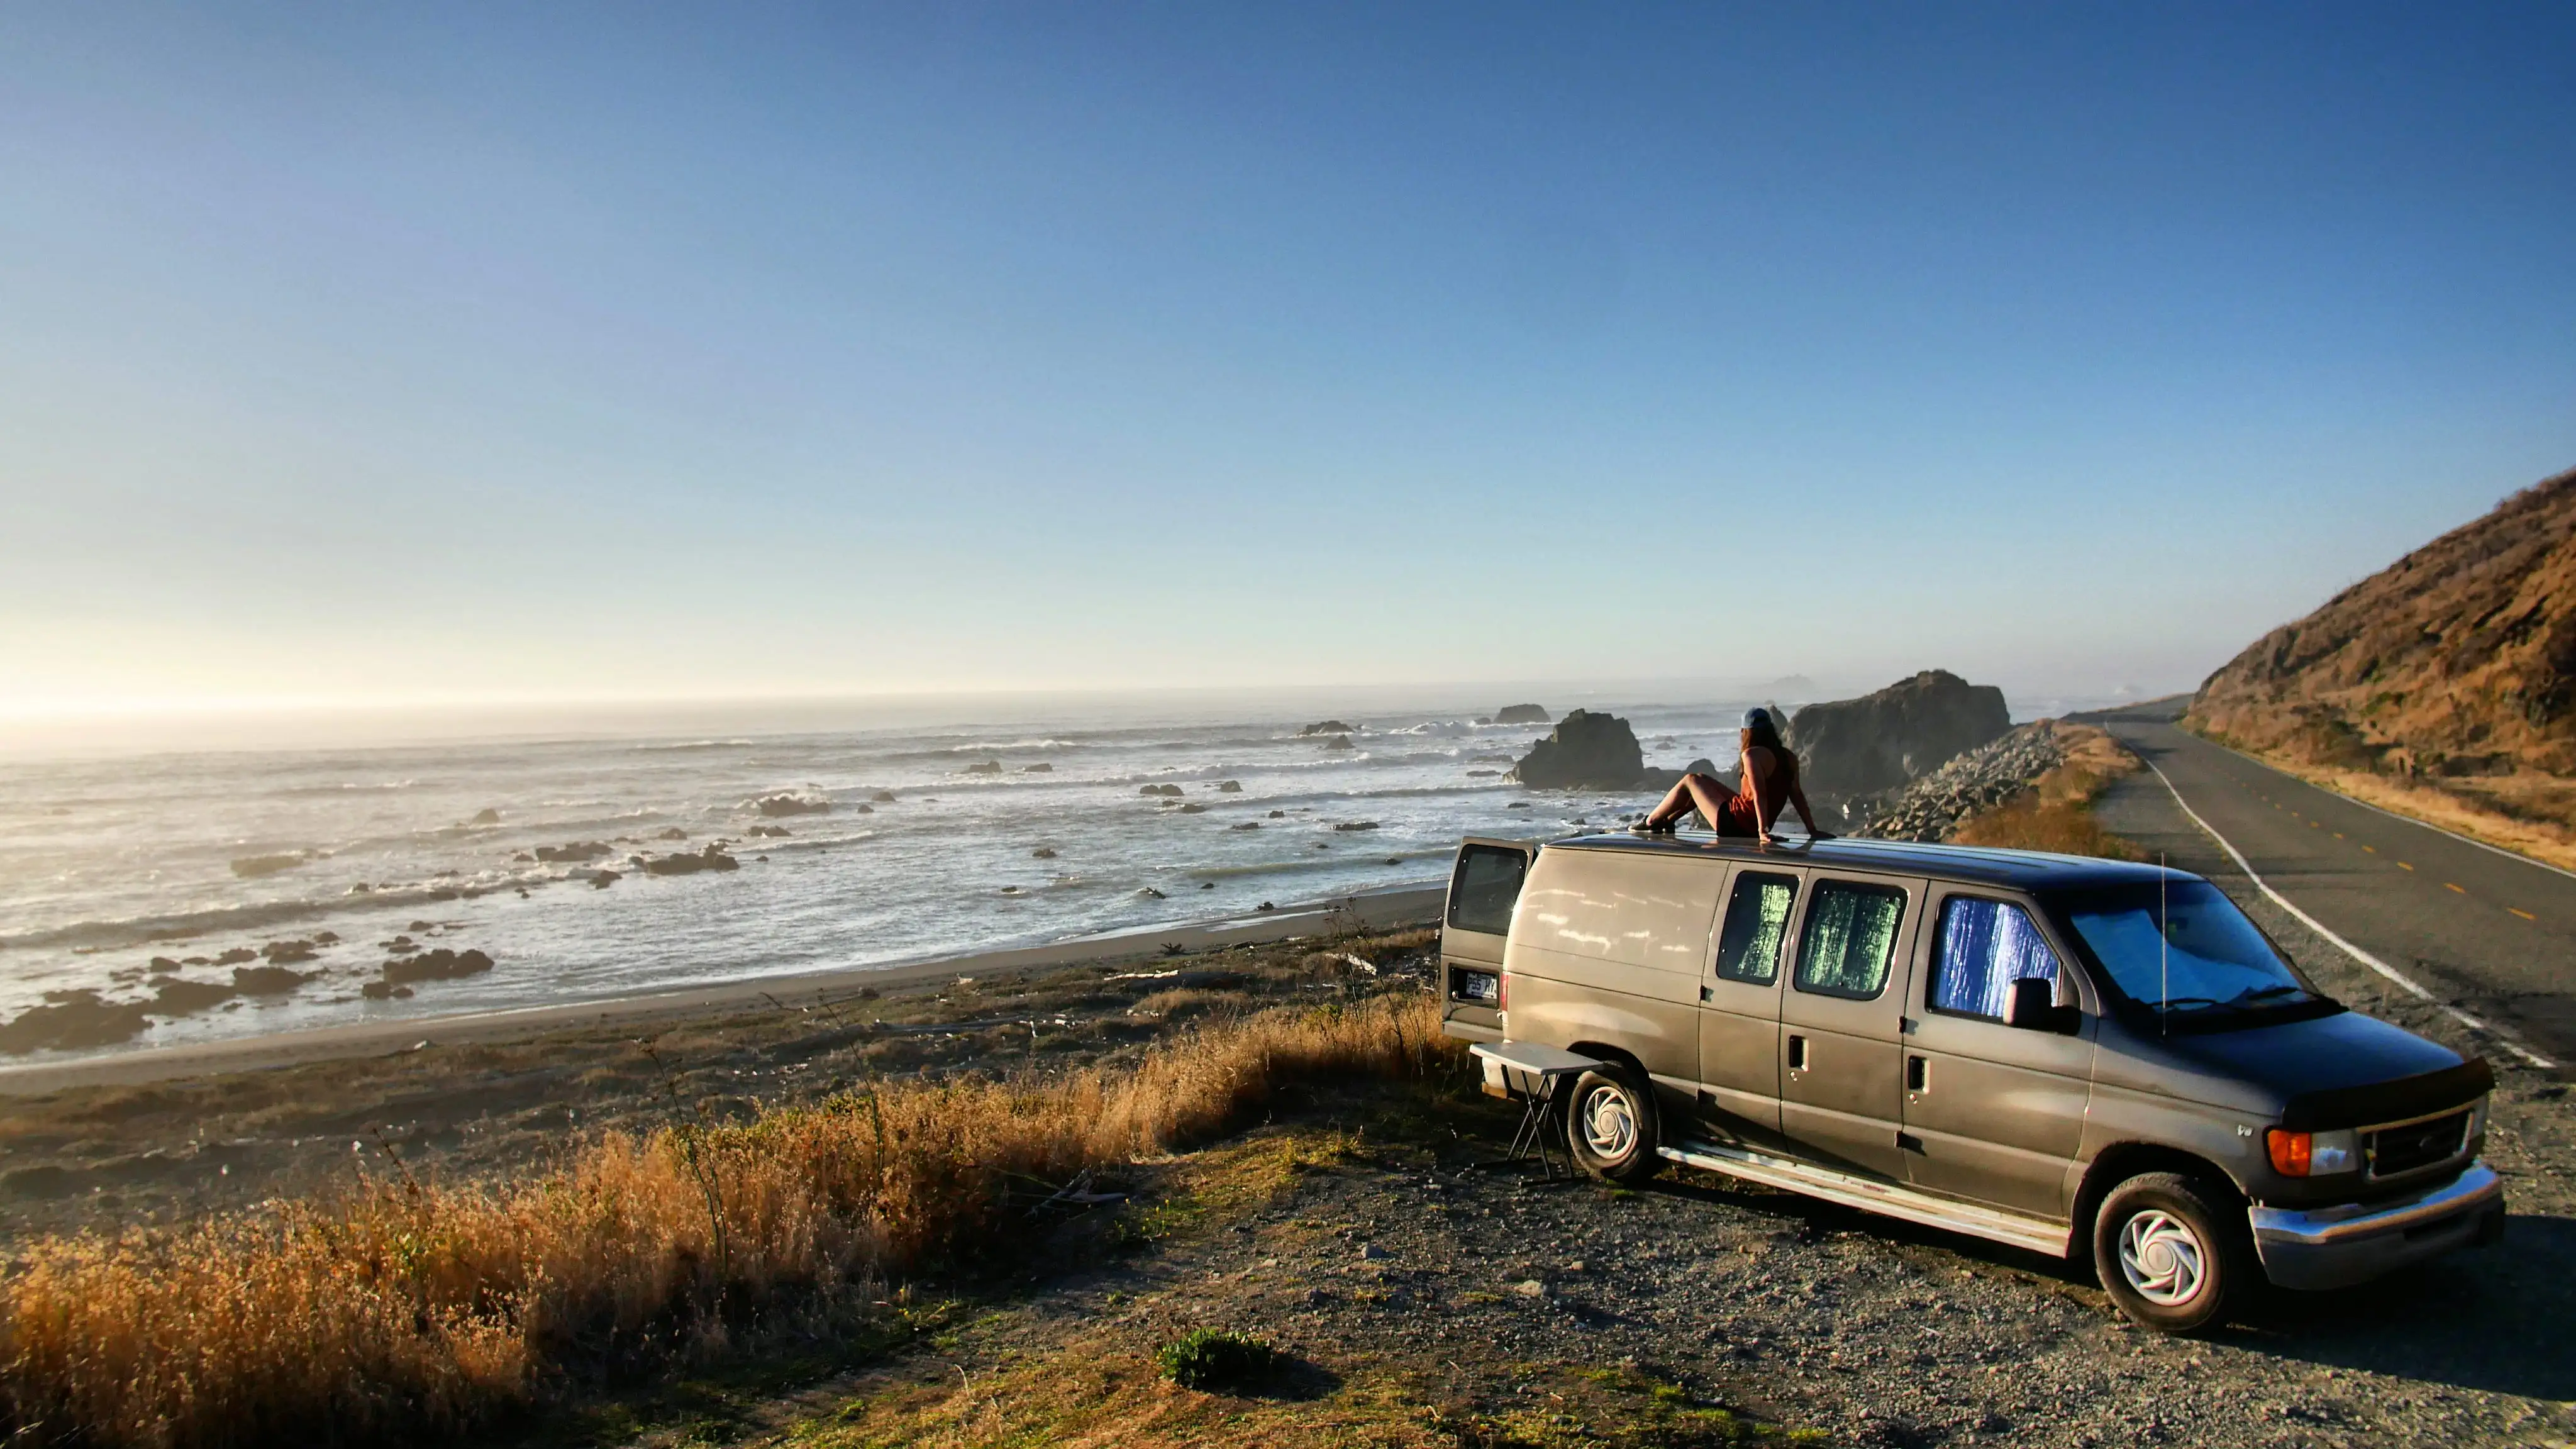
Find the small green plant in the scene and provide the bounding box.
[1154,1328,1278,1392]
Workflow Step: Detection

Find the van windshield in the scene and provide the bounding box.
[2043,879,2336,1029]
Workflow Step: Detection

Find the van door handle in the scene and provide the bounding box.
[1786,1034,1807,1072]
[1906,1053,1928,1094]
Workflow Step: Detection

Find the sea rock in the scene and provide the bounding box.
[1321,735,1353,751]
[148,957,181,973]
[1216,780,1242,792]
[964,760,1003,775]
[230,853,304,879]
[853,802,874,814]
[260,940,319,964]
[1268,809,1285,818]
[1300,720,1356,735]
[231,965,313,995]
[1466,769,1499,777]
[590,871,619,889]
[1140,784,1185,797]
[470,808,502,826]
[754,793,832,817]
[214,948,257,966]
[1494,703,1552,724]
[1787,670,2011,802]
[535,841,613,863]
[1032,847,1058,858]
[655,827,689,841]
[150,977,238,1015]
[1231,821,1260,831]
[1178,803,1208,814]
[1138,887,1168,899]
[1334,821,1380,831]
[872,790,898,802]
[1023,763,1053,773]
[381,948,494,987]
[641,846,740,877]
[746,824,791,838]
[1508,709,1647,789]
[0,992,151,1053]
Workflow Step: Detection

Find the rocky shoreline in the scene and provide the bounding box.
[1847,721,2068,842]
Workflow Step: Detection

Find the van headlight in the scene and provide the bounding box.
[2266,1126,2360,1177]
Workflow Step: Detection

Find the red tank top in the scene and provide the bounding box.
[1720,748,1796,835]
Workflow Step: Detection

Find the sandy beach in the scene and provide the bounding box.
[0,884,1446,1244]
[0,882,1443,1099]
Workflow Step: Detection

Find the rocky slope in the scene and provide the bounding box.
[1849,721,2066,841]
[2186,467,2576,819]
[1787,670,2011,804]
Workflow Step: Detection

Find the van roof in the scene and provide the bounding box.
[1541,830,2189,891]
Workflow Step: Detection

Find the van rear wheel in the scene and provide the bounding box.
[1565,1063,1660,1184]
[2091,1172,2251,1333]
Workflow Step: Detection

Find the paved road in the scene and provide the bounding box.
[2090,710,2576,1075]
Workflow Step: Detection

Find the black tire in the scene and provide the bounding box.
[2090,1172,2254,1333]
[1565,1063,1661,1184]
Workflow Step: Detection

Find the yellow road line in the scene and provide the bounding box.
[2445,882,2467,894]
[2363,845,2376,853]
[2399,862,2414,870]
[2511,908,2537,921]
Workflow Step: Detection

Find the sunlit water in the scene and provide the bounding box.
[0,699,1794,1061]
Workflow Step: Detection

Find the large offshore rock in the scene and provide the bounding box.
[1787,670,2011,802]
[1493,703,1552,724]
[1510,709,1647,789]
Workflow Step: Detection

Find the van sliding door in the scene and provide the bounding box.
[1694,865,1801,1149]
[1777,873,1925,1182]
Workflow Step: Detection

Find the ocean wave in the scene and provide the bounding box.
[633,739,759,752]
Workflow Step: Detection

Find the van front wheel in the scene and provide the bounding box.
[2091,1172,2250,1333]
[1565,1063,1660,1184]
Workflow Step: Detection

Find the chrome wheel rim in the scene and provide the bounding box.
[1579,1083,1637,1160]
[2117,1209,2207,1306]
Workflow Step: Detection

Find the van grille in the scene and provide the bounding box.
[2367,1110,2470,1179]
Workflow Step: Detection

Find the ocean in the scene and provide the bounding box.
[0,695,1796,1062]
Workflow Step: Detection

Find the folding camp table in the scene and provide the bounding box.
[1468,1040,1600,1179]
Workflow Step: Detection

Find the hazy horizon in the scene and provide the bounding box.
[0,669,2173,760]
[5,5,2571,723]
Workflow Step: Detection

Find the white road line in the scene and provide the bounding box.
[2141,758,2557,1071]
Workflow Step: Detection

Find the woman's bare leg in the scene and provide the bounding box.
[1641,772,1737,830]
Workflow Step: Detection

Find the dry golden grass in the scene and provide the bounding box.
[0,992,1458,1448]
[1947,723,2148,861]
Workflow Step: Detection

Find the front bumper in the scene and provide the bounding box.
[2248,1162,2505,1291]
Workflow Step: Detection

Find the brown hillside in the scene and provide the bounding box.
[2185,465,2576,832]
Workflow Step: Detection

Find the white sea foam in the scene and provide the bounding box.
[0,700,1758,1061]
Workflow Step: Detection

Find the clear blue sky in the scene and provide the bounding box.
[3,3,2570,716]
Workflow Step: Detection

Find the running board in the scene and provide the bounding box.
[1658,1141,2072,1258]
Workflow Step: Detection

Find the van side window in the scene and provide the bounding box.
[1713,872,1797,985]
[1794,880,1908,1000]
[1447,846,1528,935]
[1930,897,2063,1019]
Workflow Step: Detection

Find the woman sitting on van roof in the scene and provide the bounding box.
[1635,708,1832,845]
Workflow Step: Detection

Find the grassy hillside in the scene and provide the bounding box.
[2185,466,2576,863]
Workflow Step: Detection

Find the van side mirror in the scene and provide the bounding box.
[2004,977,2076,1033]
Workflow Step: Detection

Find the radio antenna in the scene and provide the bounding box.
[2159,853,2170,1037]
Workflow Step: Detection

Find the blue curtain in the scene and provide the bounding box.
[1934,897,2060,1019]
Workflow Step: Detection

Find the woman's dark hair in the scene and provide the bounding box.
[1742,712,1790,758]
